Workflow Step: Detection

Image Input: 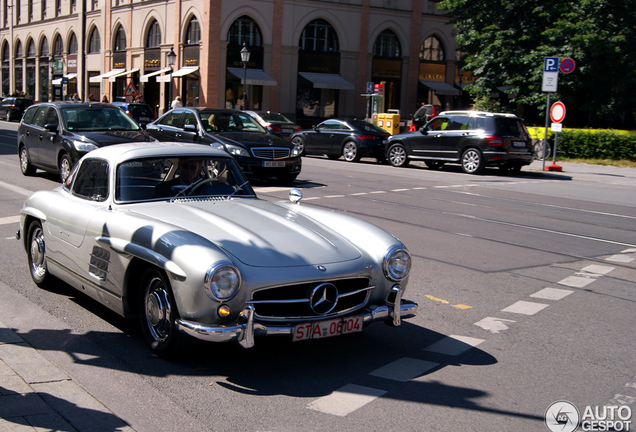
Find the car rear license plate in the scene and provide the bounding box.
[513,141,526,147]
[263,161,285,167]
[282,128,294,133]
[293,315,363,342]
[140,117,150,121]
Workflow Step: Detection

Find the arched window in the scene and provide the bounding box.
[27,39,36,58]
[53,35,63,56]
[39,38,49,57]
[114,26,126,52]
[68,33,78,55]
[186,17,200,45]
[227,15,261,46]
[420,36,444,61]
[299,19,338,52]
[146,20,161,48]
[373,29,401,58]
[1,43,8,61]
[15,40,23,58]
[88,28,100,54]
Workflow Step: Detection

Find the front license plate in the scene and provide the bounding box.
[263,161,286,167]
[293,315,363,342]
[512,141,526,148]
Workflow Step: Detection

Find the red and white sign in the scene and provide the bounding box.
[550,101,566,123]
[560,58,576,74]
[124,82,138,97]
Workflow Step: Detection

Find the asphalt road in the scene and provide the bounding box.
[0,120,635,431]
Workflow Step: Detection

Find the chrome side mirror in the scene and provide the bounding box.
[289,188,302,205]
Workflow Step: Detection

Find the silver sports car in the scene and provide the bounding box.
[18,142,417,356]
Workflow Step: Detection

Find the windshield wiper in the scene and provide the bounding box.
[228,180,251,199]
[169,177,208,202]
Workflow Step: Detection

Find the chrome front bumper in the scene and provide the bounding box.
[176,296,418,349]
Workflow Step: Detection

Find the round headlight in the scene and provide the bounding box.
[383,246,411,281]
[204,262,241,300]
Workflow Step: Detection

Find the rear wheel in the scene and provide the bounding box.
[342,141,360,162]
[19,146,36,176]
[387,143,408,167]
[59,154,72,183]
[425,161,445,170]
[291,136,306,156]
[27,220,54,288]
[139,267,189,357]
[461,148,484,174]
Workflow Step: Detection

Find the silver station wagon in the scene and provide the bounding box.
[18,143,417,356]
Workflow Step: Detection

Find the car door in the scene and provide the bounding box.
[312,120,341,153]
[23,105,51,165]
[407,116,451,159]
[37,106,63,169]
[176,110,200,142]
[147,110,184,141]
[326,122,352,155]
[439,115,474,160]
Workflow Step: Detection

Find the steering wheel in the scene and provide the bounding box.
[188,178,219,196]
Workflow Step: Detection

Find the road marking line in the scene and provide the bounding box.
[621,248,636,253]
[501,301,549,315]
[606,254,634,263]
[323,195,346,198]
[350,192,368,196]
[580,264,615,275]
[557,275,597,288]
[530,288,574,301]
[452,304,472,309]
[0,215,20,226]
[391,189,410,192]
[369,358,439,382]
[0,180,34,197]
[369,191,386,194]
[423,335,485,356]
[474,317,516,334]
[425,295,449,304]
[306,384,386,417]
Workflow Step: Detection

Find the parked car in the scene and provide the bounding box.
[146,107,302,183]
[0,97,34,122]
[18,102,154,182]
[111,101,157,127]
[243,110,302,140]
[410,104,441,131]
[17,142,418,356]
[290,118,390,162]
[385,110,534,174]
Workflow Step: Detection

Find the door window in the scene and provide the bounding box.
[72,159,109,201]
[426,117,450,132]
[43,107,59,127]
[159,110,183,127]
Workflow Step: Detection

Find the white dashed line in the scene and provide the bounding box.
[0,181,34,197]
[557,275,598,288]
[369,358,439,382]
[423,335,485,356]
[605,255,634,263]
[530,288,574,301]
[0,216,20,226]
[307,384,387,417]
[581,264,615,275]
[501,301,549,315]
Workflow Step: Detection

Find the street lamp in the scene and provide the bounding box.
[48,55,54,102]
[166,47,176,108]
[240,43,250,110]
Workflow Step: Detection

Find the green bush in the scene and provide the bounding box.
[527,127,636,161]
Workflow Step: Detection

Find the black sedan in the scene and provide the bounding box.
[146,108,302,183]
[18,102,154,182]
[1,97,34,122]
[244,110,301,141]
[290,119,390,162]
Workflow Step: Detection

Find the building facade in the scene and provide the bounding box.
[0,0,465,122]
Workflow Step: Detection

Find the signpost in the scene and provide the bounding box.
[546,101,566,171]
[542,57,559,170]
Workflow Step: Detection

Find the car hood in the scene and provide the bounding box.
[67,130,153,146]
[207,132,292,149]
[127,199,361,267]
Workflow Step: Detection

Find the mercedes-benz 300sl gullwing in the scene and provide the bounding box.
[17,143,417,356]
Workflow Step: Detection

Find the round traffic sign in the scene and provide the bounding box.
[550,101,566,123]
[560,58,575,74]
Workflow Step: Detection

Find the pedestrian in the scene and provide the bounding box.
[101,95,109,103]
[87,94,95,102]
[171,96,182,109]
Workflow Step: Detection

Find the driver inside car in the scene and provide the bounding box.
[153,158,202,198]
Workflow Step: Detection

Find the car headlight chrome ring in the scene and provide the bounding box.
[225,144,250,158]
[383,245,411,281]
[72,140,98,152]
[204,261,242,301]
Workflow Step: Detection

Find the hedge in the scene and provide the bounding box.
[526,127,636,161]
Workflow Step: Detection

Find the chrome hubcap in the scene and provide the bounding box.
[343,143,357,161]
[463,150,480,172]
[145,278,171,342]
[60,158,71,182]
[30,228,46,279]
[390,147,405,166]
[20,149,28,172]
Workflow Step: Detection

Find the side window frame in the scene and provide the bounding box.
[72,159,110,202]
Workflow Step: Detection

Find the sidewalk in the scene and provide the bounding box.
[0,319,135,432]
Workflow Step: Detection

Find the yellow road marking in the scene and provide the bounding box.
[425,295,472,309]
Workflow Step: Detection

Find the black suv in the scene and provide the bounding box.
[146,107,302,183]
[385,111,533,174]
[18,102,154,182]
[0,97,34,121]
[111,101,156,126]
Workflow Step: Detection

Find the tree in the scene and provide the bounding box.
[438,0,636,127]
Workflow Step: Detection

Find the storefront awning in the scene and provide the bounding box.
[227,68,277,86]
[420,80,461,96]
[172,66,199,77]
[298,72,355,90]
[108,68,139,82]
[51,73,77,85]
[140,67,172,83]
[89,69,125,83]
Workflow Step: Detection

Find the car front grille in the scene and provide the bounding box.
[248,278,373,322]
[251,147,291,160]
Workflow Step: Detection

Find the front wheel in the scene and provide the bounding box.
[461,148,484,174]
[20,146,36,176]
[291,136,306,156]
[59,154,72,183]
[27,220,54,288]
[387,143,408,167]
[342,141,360,162]
[139,267,189,357]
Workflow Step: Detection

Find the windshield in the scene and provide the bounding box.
[199,110,267,133]
[61,106,141,131]
[350,120,389,135]
[116,156,255,202]
[259,112,293,123]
